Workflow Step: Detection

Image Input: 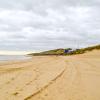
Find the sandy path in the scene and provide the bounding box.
[0,50,100,100]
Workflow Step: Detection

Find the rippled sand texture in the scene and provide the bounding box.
[0,50,100,100]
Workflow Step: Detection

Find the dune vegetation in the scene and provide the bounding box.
[29,44,100,56]
[29,48,71,56]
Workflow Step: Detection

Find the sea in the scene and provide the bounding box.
[0,55,31,61]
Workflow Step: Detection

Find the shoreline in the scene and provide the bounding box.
[0,55,32,62]
[0,50,100,100]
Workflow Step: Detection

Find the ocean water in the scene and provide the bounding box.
[0,55,31,61]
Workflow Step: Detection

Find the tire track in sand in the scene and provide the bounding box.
[24,66,66,100]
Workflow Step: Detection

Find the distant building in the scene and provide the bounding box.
[64,49,69,53]
[64,49,73,54]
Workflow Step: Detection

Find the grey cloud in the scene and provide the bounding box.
[0,0,100,51]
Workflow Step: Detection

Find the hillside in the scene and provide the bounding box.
[29,44,100,56]
[29,48,71,56]
[72,44,100,55]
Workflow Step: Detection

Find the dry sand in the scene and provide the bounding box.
[0,50,100,100]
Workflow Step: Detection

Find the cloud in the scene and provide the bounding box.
[0,0,100,51]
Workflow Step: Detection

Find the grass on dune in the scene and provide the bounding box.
[29,44,100,56]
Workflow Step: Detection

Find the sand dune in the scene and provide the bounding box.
[0,50,100,100]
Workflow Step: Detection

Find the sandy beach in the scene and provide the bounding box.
[0,50,100,100]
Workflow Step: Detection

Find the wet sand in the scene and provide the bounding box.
[0,50,100,100]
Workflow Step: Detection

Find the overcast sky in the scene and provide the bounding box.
[0,0,100,52]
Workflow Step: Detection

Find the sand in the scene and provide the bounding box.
[0,50,100,100]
